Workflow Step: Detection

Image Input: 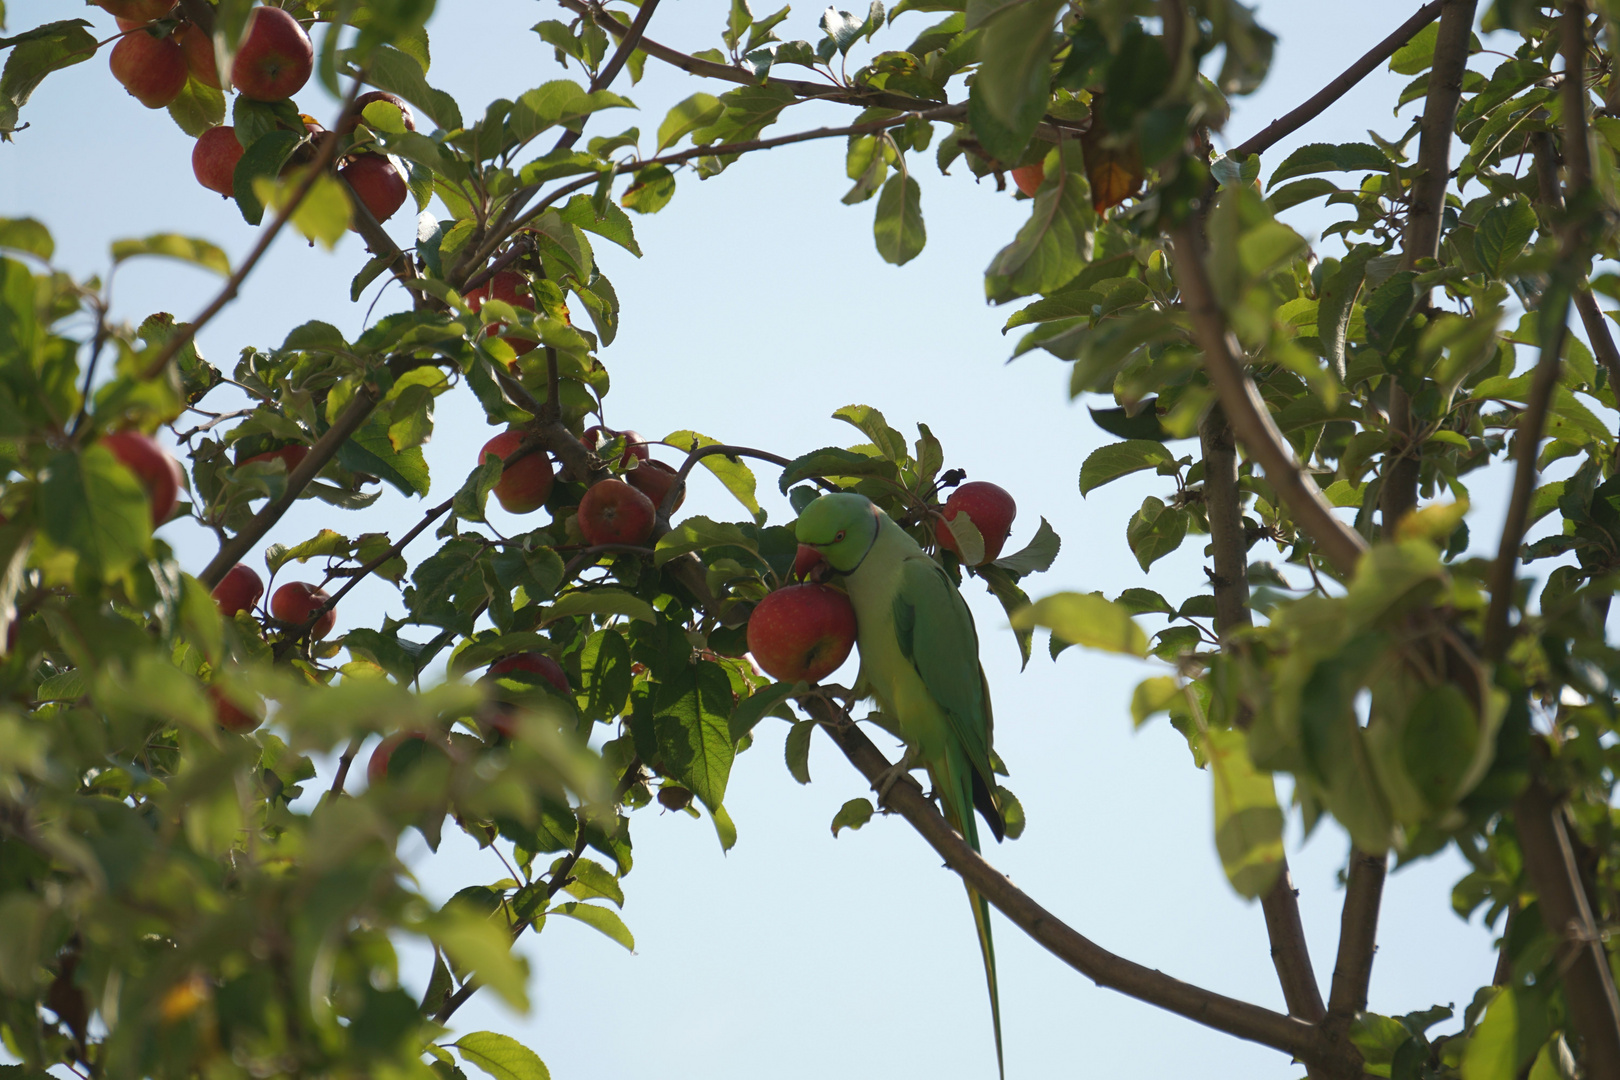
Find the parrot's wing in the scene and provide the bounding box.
[892,554,1004,839]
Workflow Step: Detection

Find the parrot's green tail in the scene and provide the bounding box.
[939,745,1004,1080]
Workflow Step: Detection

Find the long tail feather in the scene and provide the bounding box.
[938,745,1004,1079]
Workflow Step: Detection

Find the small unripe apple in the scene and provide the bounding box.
[1011,163,1045,197]
[101,432,179,526]
[479,430,554,513]
[109,30,188,108]
[342,90,417,134]
[210,684,264,733]
[270,581,335,640]
[239,443,308,472]
[488,652,571,695]
[96,0,174,21]
[577,479,655,546]
[192,125,244,196]
[746,584,858,683]
[212,563,264,617]
[367,731,435,786]
[338,153,408,225]
[582,426,650,468]
[625,460,684,513]
[176,22,219,88]
[935,481,1017,564]
[231,6,312,101]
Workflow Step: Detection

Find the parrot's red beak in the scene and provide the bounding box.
[792,543,828,582]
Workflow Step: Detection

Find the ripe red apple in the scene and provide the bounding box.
[339,153,408,225]
[240,443,308,472]
[109,30,188,109]
[1011,162,1045,197]
[210,684,264,733]
[192,125,244,197]
[577,479,655,546]
[101,432,179,526]
[488,652,571,695]
[582,426,650,468]
[479,430,554,513]
[231,6,312,101]
[625,460,684,513]
[367,731,435,785]
[177,22,219,88]
[465,269,534,314]
[746,583,858,683]
[935,481,1017,564]
[212,563,264,617]
[342,90,417,134]
[271,581,335,640]
[97,0,173,21]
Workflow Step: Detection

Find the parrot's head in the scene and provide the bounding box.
[794,493,881,573]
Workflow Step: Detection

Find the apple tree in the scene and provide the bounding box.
[3,0,1620,1078]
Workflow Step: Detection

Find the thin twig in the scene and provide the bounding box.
[1231,0,1447,158]
[553,0,663,153]
[330,736,365,795]
[141,78,367,381]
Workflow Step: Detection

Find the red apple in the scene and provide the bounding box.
[342,90,417,134]
[488,652,571,695]
[465,269,534,314]
[177,22,219,88]
[101,432,179,526]
[97,0,173,21]
[935,481,1017,565]
[1011,162,1045,197]
[367,731,435,785]
[339,153,408,225]
[212,563,264,617]
[192,125,244,197]
[239,443,308,472]
[746,584,857,683]
[625,460,685,513]
[479,430,554,513]
[210,684,263,733]
[231,6,312,101]
[270,581,335,640]
[582,426,650,468]
[577,479,655,546]
[109,29,188,109]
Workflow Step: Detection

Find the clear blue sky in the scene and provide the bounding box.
[1,3,1520,1076]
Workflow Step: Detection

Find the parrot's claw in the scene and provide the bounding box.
[872,752,921,806]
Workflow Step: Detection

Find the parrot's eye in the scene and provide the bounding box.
[834,530,845,542]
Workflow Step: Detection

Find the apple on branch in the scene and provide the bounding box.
[101,432,179,526]
[212,563,264,617]
[935,481,1017,564]
[577,479,655,546]
[109,28,187,109]
[192,125,244,197]
[479,429,554,513]
[746,583,857,683]
[271,581,335,640]
[231,6,312,101]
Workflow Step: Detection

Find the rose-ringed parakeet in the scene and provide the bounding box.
[795,492,1007,1075]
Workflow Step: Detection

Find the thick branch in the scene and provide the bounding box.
[1199,408,1327,1025]
[812,704,1331,1065]
[1325,849,1388,1019]
[1230,1,1446,158]
[1168,223,1368,575]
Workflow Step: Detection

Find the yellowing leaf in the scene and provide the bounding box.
[1010,592,1148,657]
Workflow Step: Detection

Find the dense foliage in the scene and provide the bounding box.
[4,0,1620,1078]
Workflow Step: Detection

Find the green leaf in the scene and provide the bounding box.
[577,629,632,723]
[1126,496,1188,572]
[831,797,875,835]
[785,719,814,784]
[1117,588,1174,615]
[543,588,656,624]
[454,1032,551,1080]
[1268,142,1391,186]
[832,404,909,462]
[510,81,633,142]
[1078,439,1175,496]
[873,174,927,265]
[0,19,95,135]
[0,216,52,259]
[548,901,635,951]
[654,516,758,566]
[777,446,898,491]
[1131,675,1179,726]
[255,171,352,250]
[41,446,151,575]
[357,44,463,131]
[621,165,676,214]
[1461,988,1547,1080]
[167,79,226,137]
[1473,196,1536,276]
[973,0,1062,136]
[1207,727,1285,898]
[556,194,641,257]
[111,234,232,277]
[1317,244,1376,378]
[1010,592,1147,657]
[652,660,736,809]
[656,92,724,151]
[1388,21,1439,74]
[429,905,529,1011]
[558,856,624,907]
[231,129,302,226]
[267,529,349,573]
[730,681,795,741]
[665,430,764,522]
[710,802,738,851]
[985,141,1093,301]
[340,419,431,496]
[991,517,1060,576]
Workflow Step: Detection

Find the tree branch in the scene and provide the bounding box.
[1230,0,1447,158]
[1199,407,1327,1025]
[553,0,663,152]
[1168,223,1368,576]
[142,79,366,381]
[809,700,1333,1067]
[1325,849,1388,1020]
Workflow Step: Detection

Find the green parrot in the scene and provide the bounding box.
[794,491,1006,1075]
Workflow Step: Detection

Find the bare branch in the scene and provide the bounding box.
[1325,849,1388,1020]
[1231,1,1447,158]
[809,701,1332,1065]
[1168,223,1368,575]
[553,0,664,152]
